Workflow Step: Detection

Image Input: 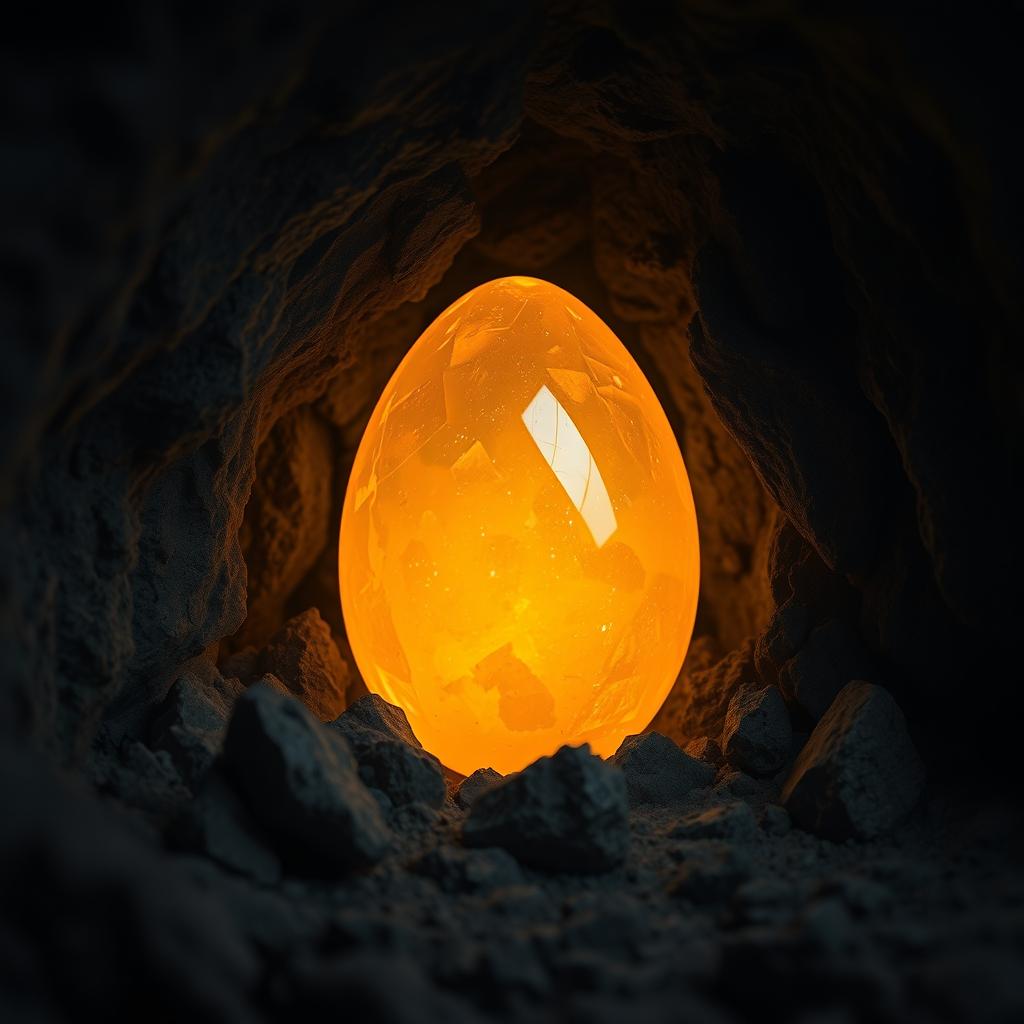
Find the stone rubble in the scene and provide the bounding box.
[721,683,793,777]
[463,744,630,871]
[222,681,392,873]
[330,693,447,809]
[613,731,716,805]
[782,681,926,840]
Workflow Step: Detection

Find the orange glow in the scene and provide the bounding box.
[339,277,699,775]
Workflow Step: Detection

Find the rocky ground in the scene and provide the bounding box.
[3,617,1021,1024]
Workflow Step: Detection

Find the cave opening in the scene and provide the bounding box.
[221,120,777,772]
[3,5,1022,1022]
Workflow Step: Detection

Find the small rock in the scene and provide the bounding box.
[613,732,715,805]
[684,736,723,766]
[778,619,872,721]
[262,608,349,721]
[722,684,792,777]
[731,876,798,926]
[91,734,191,823]
[814,873,892,917]
[456,767,503,810]
[223,681,391,873]
[760,803,791,836]
[151,670,245,786]
[172,768,281,884]
[668,840,750,905]
[413,844,523,893]
[793,898,855,956]
[670,801,758,842]
[463,744,629,872]
[782,681,925,840]
[331,694,446,808]
[715,768,763,798]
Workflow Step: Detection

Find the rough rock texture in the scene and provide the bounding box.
[456,767,504,810]
[651,639,760,746]
[150,669,245,787]
[722,684,793,777]
[330,694,446,809]
[172,767,281,885]
[783,682,926,840]
[463,745,629,872]
[236,609,349,722]
[685,736,724,766]
[2,4,1023,1020]
[222,681,391,873]
[232,406,335,652]
[613,731,715,805]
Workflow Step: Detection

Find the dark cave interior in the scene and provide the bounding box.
[2,3,1022,1022]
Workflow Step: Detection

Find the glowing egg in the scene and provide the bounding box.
[339,277,699,776]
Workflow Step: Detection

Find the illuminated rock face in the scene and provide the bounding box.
[339,277,699,775]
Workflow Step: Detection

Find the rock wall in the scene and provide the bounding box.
[2,2,1020,773]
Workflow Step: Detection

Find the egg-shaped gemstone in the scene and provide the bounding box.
[339,276,699,776]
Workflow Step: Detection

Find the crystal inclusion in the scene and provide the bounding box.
[339,277,699,776]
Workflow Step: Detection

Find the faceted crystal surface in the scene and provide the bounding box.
[339,277,699,775]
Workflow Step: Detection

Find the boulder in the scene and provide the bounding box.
[463,744,629,871]
[613,732,715,805]
[721,684,792,777]
[330,694,446,809]
[782,681,925,840]
[223,681,391,873]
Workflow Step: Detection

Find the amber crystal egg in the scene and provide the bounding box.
[339,277,699,775]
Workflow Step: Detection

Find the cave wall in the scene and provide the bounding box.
[2,2,1020,770]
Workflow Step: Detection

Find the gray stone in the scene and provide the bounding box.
[456,767,503,810]
[684,736,723,766]
[463,744,629,872]
[714,768,764,798]
[814,873,893,917]
[760,803,792,836]
[223,681,391,873]
[90,729,191,824]
[670,801,759,843]
[668,840,751,905]
[782,681,925,840]
[613,731,715,805]
[150,670,246,786]
[173,768,281,885]
[722,684,792,777]
[413,844,523,893]
[331,694,446,809]
[731,876,799,926]
[260,609,349,722]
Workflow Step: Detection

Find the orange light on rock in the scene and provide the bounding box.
[339,277,699,776]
